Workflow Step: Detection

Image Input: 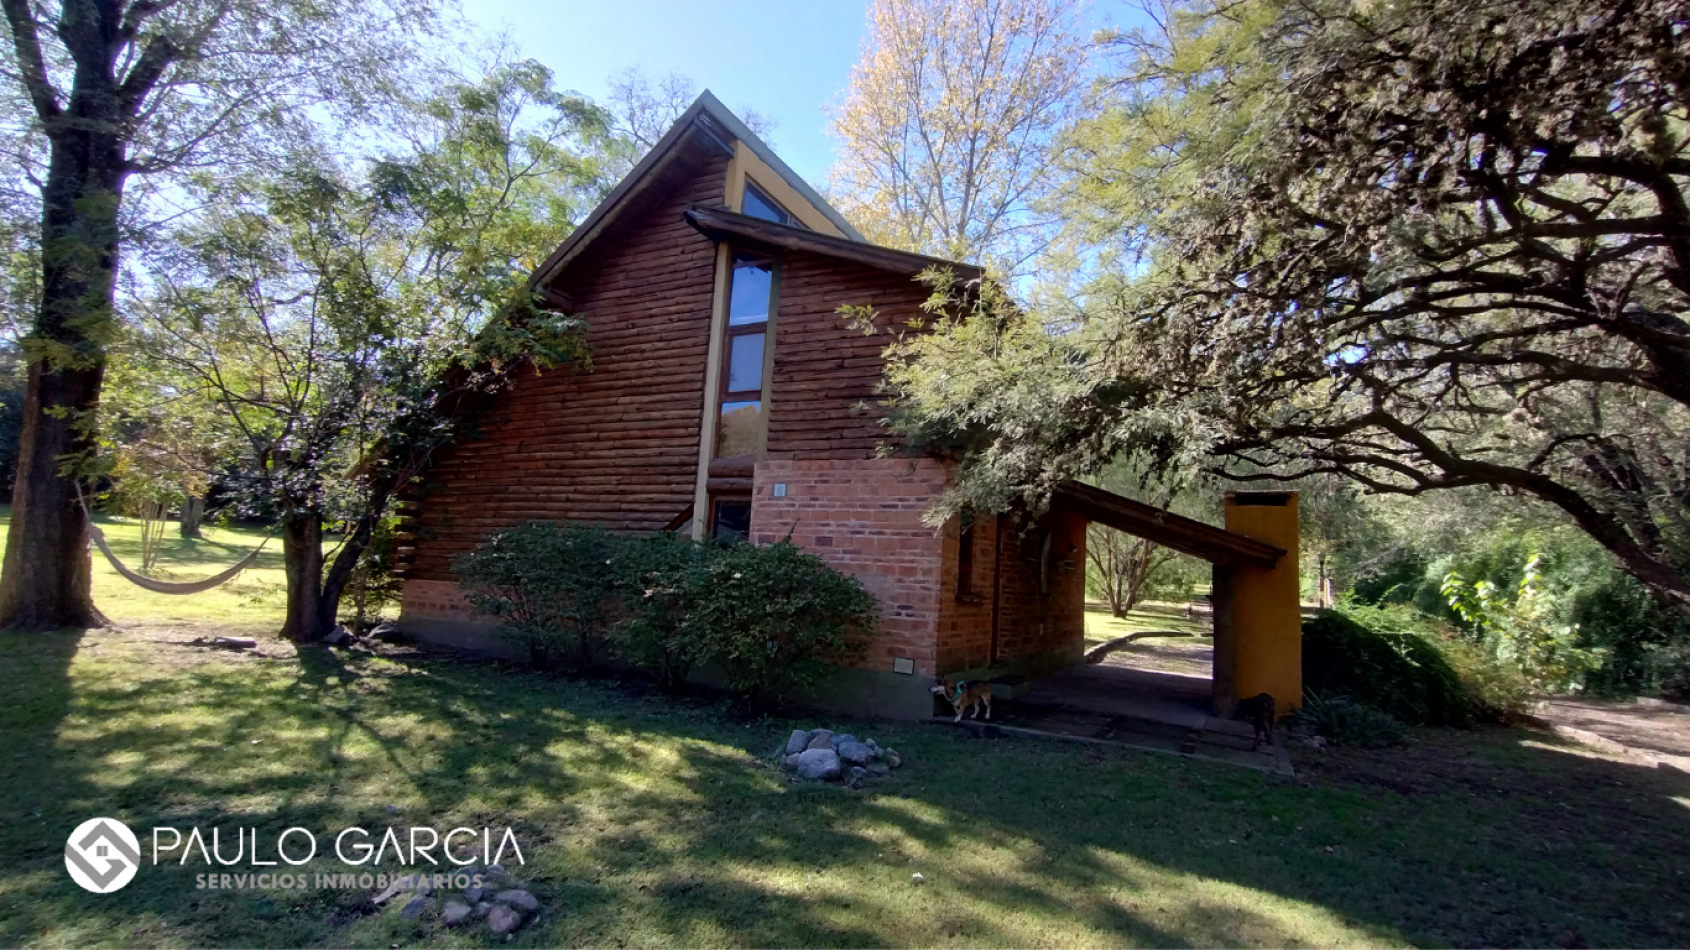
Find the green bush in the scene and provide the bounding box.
[606,531,713,692]
[1302,608,1474,726]
[1574,571,1690,699]
[453,521,620,671]
[1291,693,1409,748]
[686,539,876,710]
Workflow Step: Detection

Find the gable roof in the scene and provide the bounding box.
[532,90,864,289]
[683,206,984,282]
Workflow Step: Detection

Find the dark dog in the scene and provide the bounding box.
[932,675,993,722]
[1236,692,1276,750]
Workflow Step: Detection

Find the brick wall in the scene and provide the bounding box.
[991,509,1088,665]
[749,458,948,675]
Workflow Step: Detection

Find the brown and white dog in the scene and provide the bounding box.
[932,675,993,722]
[1236,692,1276,750]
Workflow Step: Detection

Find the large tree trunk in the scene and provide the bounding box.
[0,99,126,631]
[280,514,333,642]
[179,495,205,539]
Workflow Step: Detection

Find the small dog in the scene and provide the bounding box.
[932,675,993,722]
[1236,692,1276,750]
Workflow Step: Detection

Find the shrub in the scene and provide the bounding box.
[606,531,713,692]
[1291,693,1409,748]
[1443,554,1607,694]
[685,539,876,709]
[453,521,620,671]
[1573,571,1690,699]
[1302,608,1474,726]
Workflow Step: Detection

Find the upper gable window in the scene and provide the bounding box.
[742,182,796,226]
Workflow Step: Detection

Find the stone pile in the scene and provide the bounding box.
[371,863,541,935]
[777,728,903,786]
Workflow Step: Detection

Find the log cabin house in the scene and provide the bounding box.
[396,92,1302,719]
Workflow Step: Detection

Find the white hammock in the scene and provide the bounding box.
[78,486,273,595]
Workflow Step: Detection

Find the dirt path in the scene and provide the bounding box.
[1534,696,1690,771]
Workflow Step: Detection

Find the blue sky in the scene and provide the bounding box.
[459,0,1152,187]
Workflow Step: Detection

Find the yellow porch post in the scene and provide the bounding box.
[1223,492,1302,714]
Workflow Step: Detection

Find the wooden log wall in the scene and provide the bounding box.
[403,143,728,582]
[766,253,932,459]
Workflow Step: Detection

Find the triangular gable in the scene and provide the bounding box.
[531,90,863,290]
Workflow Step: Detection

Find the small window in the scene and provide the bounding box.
[957,510,976,595]
[726,332,765,392]
[728,255,772,326]
[717,400,762,458]
[713,497,752,542]
[743,182,792,225]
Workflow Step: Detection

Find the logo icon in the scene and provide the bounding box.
[65,818,140,893]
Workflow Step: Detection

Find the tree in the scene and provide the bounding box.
[599,67,776,184]
[129,61,600,641]
[887,0,1690,622]
[0,0,436,629]
[829,0,1088,271]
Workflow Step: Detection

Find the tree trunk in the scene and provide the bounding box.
[179,495,205,539]
[280,514,333,642]
[0,103,126,631]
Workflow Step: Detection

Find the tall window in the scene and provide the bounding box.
[716,252,773,459]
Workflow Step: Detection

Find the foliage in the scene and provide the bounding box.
[679,539,876,710]
[1443,554,1608,695]
[599,67,776,183]
[828,0,1087,271]
[341,515,404,633]
[126,58,602,640]
[0,0,441,628]
[1573,571,1690,699]
[1302,608,1474,727]
[454,521,621,671]
[606,531,714,692]
[887,0,1690,629]
[1290,693,1408,749]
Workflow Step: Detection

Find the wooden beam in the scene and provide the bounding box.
[1052,481,1284,567]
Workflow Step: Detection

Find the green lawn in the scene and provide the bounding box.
[2,625,1689,948]
[1084,601,1210,646]
[2,522,1688,946]
[0,505,287,628]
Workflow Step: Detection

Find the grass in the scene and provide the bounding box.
[0,505,287,627]
[2,526,1688,946]
[2,625,1689,948]
[1085,602,1214,677]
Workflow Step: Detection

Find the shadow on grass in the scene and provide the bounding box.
[3,631,1689,947]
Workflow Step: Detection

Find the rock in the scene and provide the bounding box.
[325,625,350,645]
[373,874,427,905]
[210,636,257,650]
[848,766,868,784]
[463,884,485,902]
[385,803,402,814]
[885,749,902,769]
[399,895,432,919]
[911,872,925,883]
[1295,735,1328,749]
[794,747,842,780]
[831,733,857,749]
[866,738,882,756]
[443,901,473,926]
[487,904,522,935]
[474,901,493,919]
[495,889,540,913]
[868,761,890,776]
[836,739,874,765]
[484,864,508,881]
[785,729,810,756]
[783,753,802,770]
[805,732,835,751]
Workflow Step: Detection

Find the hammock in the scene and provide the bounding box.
[78,486,274,595]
